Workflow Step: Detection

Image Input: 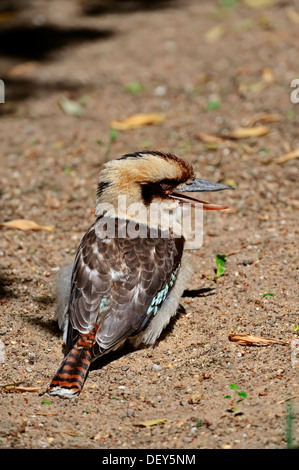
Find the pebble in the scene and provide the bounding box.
[154,85,167,96]
[152,364,162,371]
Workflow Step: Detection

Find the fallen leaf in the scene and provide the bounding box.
[238,81,267,95]
[196,133,225,144]
[207,99,221,111]
[59,98,83,116]
[286,7,299,24]
[205,25,226,43]
[261,67,275,83]
[229,333,289,346]
[248,113,281,125]
[0,219,54,231]
[3,386,41,393]
[240,143,258,154]
[243,0,276,8]
[8,61,37,77]
[134,419,167,428]
[110,113,165,130]
[273,149,299,164]
[228,126,269,139]
[124,82,144,94]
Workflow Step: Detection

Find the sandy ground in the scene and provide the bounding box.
[0,0,298,450]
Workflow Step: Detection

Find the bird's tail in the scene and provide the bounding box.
[48,327,97,398]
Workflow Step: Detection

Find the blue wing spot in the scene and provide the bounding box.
[147,265,180,316]
[99,296,109,313]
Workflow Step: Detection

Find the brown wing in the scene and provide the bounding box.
[65,217,184,357]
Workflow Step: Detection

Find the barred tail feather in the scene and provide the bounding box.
[48,345,92,398]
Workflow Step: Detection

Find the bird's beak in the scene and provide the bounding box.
[169,178,234,210]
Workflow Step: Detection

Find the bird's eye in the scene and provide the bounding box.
[160,183,172,191]
[159,179,176,191]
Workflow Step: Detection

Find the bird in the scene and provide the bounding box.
[48,151,232,398]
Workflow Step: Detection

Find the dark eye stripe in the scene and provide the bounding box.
[159,178,179,189]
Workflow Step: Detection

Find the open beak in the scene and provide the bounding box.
[169,178,234,210]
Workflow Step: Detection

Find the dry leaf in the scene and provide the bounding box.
[229,333,289,346]
[110,113,165,130]
[286,7,299,24]
[8,62,37,77]
[240,143,258,154]
[3,386,41,393]
[261,67,275,83]
[196,133,225,144]
[0,219,54,231]
[205,25,226,43]
[248,113,281,125]
[228,126,269,139]
[273,149,299,164]
[238,81,267,95]
[243,0,276,8]
[134,419,167,428]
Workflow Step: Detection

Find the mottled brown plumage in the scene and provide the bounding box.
[48,151,232,398]
[66,217,184,357]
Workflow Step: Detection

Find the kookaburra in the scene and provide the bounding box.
[48,151,232,398]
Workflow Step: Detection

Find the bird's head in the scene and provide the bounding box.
[95,151,233,226]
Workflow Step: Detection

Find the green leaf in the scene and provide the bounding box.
[230,383,239,390]
[260,148,270,154]
[196,420,203,427]
[109,128,118,144]
[220,0,238,8]
[79,94,90,105]
[207,99,221,111]
[262,292,274,298]
[216,254,227,277]
[64,166,72,174]
[124,82,144,94]
[224,395,232,399]
[287,110,295,121]
[141,140,153,149]
[294,324,299,331]
[238,392,247,398]
[41,400,52,405]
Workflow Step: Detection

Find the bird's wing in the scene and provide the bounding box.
[66,217,184,356]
